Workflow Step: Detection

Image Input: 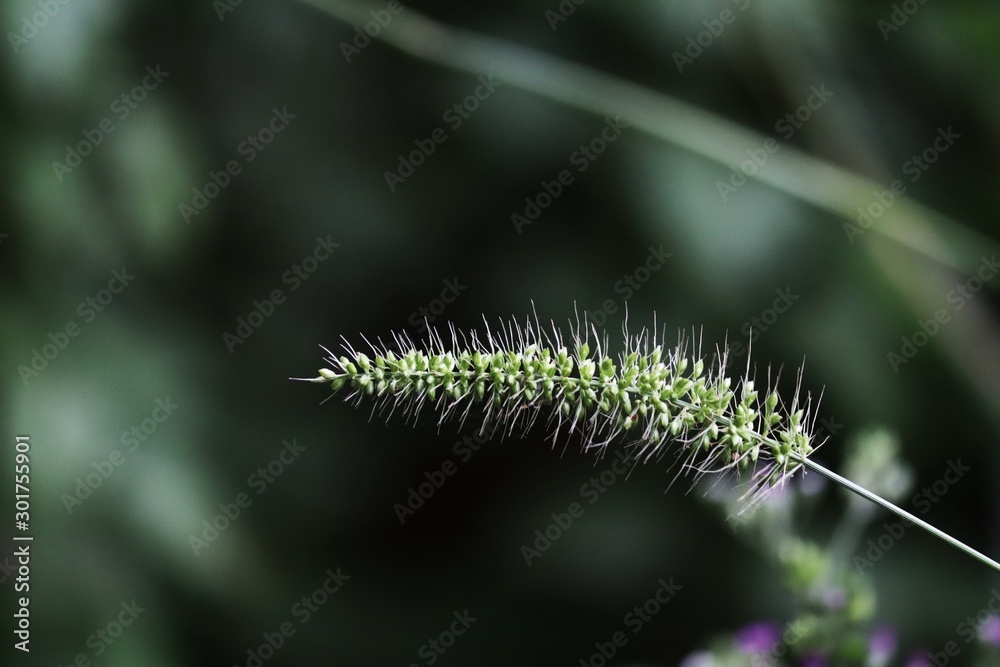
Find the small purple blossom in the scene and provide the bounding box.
[979,615,1000,646]
[903,649,931,667]
[799,652,827,667]
[736,621,781,652]
[869,625,897,659]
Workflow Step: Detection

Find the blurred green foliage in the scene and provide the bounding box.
[2,0,1000,664]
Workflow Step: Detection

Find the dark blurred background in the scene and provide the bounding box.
[2,0,1000,664]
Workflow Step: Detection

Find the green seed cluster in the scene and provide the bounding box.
[298,316,818,497]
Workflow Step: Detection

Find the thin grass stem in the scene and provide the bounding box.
[800,457,1000,575]
[299,0,1000,281]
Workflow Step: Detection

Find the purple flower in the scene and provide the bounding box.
[736,622,781,652]
[979,615,1000,646]
[799,652,827,667]
[903,649,931,667]
[869,625,897,661]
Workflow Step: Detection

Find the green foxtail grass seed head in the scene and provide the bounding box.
[292,310,823,511]
[294,309,1000,574]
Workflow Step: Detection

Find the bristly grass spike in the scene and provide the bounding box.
[293,307,822,513]
[292,306,1000,575]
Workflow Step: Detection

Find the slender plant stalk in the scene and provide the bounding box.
[295,312,1000,576]
[799,457,1000,574]
[298,0,1000,282]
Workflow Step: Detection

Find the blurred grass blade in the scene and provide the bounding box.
[300,0,1000,282]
